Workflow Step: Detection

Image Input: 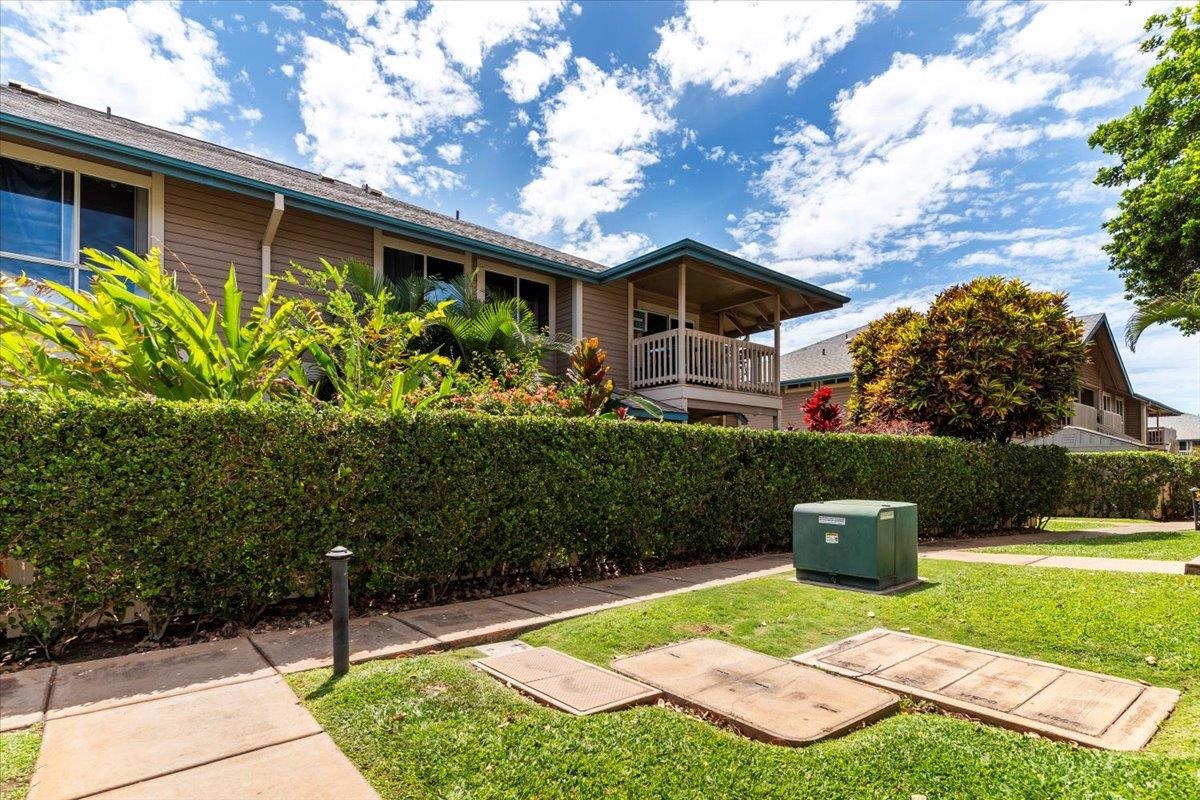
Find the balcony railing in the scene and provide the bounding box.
[1147,427,1177,449]
[631,329,778,396]
[1069,402,1126,437]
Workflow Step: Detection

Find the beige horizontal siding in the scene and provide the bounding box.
[552,276,574,378]
[581,281,629,388]
[782,382,851,430]
[162,178,267,311]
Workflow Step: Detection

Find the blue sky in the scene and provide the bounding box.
[2,0,1196,411]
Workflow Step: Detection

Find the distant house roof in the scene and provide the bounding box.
[779,326,862,385]
[1159,413,1200,442]
[0,82,848,308]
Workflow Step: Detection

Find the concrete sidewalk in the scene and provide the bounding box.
[2,552,791,800]
[918,520,1197,576]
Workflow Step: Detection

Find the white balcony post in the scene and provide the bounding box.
[677,262,687,385]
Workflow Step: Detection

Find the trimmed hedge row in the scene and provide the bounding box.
[1063,451,1200,520]
[1,394,1069,639]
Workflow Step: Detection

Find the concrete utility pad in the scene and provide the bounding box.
[250,615,437,674]
[49,637,272,718]
[86,734,378,800]
[612,639,897,745]
[795,628,1181,751]
[30,676,320,800]
[0,667,53,731]
[395,598,549,647]
[474,646,659,715]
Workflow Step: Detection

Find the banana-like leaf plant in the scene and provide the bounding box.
[0,248,312,402]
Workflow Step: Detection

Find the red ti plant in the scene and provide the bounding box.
[802,386,843,432]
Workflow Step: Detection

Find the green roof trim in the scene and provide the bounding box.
[780,372,853,388]
[603,238,851,303]
[0,112,604,282]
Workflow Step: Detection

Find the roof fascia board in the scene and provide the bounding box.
[1,114,603,282]
[604,239,851,305]
[781,372,852,387]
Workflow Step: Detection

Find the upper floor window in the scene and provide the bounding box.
[1102,394,1124,417]
[484,269,550,331]
[1,154,148,292]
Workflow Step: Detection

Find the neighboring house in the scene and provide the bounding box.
[778,312,1184,450]
[0,83,847,429]
[777,327,860,429]
[1154,414,1200,455]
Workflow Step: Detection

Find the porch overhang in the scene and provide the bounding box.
[605,239,848,334]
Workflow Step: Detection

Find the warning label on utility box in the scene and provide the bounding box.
[880,510,894,520]
[825,532,840,544]
[818,515,846,526]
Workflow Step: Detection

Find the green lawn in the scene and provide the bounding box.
[982,530,1200,561]
[0,727,40,800]
[290,560,1200,799]
[1042,517,1157,532]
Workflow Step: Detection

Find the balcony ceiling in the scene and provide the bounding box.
[631,257,836,335]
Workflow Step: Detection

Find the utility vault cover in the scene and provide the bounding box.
[611,639,898,745]
[795,628,1180,751]
[473,647,660,716]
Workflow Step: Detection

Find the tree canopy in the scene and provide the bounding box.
[847,277,1086,443]
[1089,4,1200,334]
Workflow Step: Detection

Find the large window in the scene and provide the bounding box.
[483,269,550,331]
[382,245,463,303]
[1,154,149,292]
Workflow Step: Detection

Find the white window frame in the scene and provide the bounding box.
[478,258,556,335]
[0,139,163,291]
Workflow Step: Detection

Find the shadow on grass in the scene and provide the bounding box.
[304,672,347,701]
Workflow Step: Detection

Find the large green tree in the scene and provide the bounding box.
[847,277,1086,443]
[1090,4,1200,334]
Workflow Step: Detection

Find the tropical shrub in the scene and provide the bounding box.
[0,249,311,402]
[801,387,843,432]
[285,261,454,411]
[848,277,1086,442]
[0,394,1069,649]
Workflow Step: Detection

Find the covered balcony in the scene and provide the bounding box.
[611,241,847,426]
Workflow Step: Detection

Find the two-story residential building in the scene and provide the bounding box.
[0,82,849,429]
[778,312,1185,450]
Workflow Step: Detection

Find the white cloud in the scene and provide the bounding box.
[436,143,463,165]
[774,287,938,353]
[0,0,229,135]
[238,106,263,123]
[501,58,674,243]
[653,1,897,95]
[295,1,568,195]
[500,40,571,103]
[280,63,295,78]
[561,225,652,265]
[730,0,1168,282]
[270,4,305,23]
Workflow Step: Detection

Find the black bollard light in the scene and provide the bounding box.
[326,545,353,676]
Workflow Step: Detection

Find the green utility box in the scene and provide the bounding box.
[792,499,918,592]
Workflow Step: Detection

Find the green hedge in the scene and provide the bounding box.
[1063,451,1200,520]
[0,394,1069,642]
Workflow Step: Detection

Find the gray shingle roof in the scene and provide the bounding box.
[779,326,863,384]
[0,83,607,273]
[1159,414,1200,442]
[1079,313,1105,342]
